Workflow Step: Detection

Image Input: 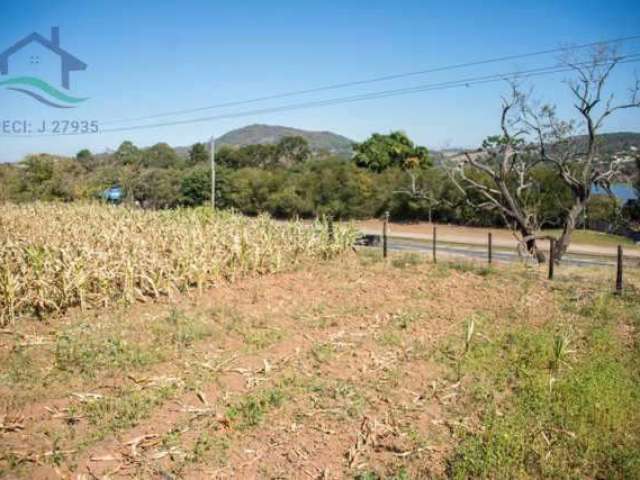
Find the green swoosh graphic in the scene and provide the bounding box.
[0,76,88,104]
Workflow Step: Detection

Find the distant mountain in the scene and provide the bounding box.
[215,124,354,157]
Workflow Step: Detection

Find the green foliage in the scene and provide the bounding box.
[55,328,161,376]
[81,385,176,437]
[226,388,285,429]
[114,140,141,165]
[130,168,182,208]
[180,165,211,207]
[354,468,410,480]
[0,130,632,234]
[447,295,640,479]
[188,142,209,166]
[75,148,94,168]
[276,135,311,166]
[140,142,183,168]
[353,131,431,172]
[587,194,622,228]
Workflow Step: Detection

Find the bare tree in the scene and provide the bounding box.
[393,168,451,223]
[449,84,547,262]
[522,46,640,260]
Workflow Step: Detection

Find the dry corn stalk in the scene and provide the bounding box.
[0,203,356,324]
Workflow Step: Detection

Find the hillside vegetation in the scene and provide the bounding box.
[214,124,355,157]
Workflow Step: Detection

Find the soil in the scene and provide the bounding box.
[0,253,609,479]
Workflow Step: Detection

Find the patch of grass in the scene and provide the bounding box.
[241,327,283,350]
[332,381,366,419]
[354,468,410,480]
[447,297,640,479]
[81,385,177,440]
[152,309,213,348]
[391,253,424,269]
[1,347,40,385]
[543,228,638,248]
[55,326,162,376]
[377,330,403,347]
[393,311,421,330]
[311,343,336,364]
[223,312,284,350]
[449,261,495,277]
[186,432,229,465]
[226,388,285,429]
[358,248,384,265]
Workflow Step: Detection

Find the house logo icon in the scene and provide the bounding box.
[0,27,89,108]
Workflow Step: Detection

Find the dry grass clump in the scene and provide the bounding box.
[0,203,355,324]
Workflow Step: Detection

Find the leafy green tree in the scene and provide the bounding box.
[276,136,311,166]
[114,141,141,166]
[226,168,283,215]
[16,155,84,201]
[586,194,621,228]
[353,131,430,172]
[76,149,94,169]
[141,143,183,169]
[180,165,211,206]
[188,143,209,166]
[217,144,279,169]
[130,168,182,208]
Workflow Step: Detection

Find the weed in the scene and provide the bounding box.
[187,432,229,465]
[447,313,640,479]
[449,262,495,277]
[377,330,403,347]
[242,327,283,350]
[354,468,410,480]
[55,328,160,376]
[394,311,420,330]
[311,343,335,364]
[81,385,177,439]
[2,347,38,385]
[153,309,213,348]
[391,253,424,269]
[226,388,285,429]
[358,249,384,266]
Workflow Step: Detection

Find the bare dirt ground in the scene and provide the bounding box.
[0,252,636,479]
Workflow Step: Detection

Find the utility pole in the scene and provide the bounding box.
[210,135,216,210]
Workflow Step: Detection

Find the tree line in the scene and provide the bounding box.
[0,131,636,230]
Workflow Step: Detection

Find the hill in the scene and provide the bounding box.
[214,124,354,157]
[589,131,640,153]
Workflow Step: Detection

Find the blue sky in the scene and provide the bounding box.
[1,0,639,162]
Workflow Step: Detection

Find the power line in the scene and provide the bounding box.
[100,34,640,126]
[7,54,640,138]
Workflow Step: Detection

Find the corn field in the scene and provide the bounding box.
[0,203,356,324]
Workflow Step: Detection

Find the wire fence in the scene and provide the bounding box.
[357,216,639,296]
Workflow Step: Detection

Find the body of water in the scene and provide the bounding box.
[593,184,637,202]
